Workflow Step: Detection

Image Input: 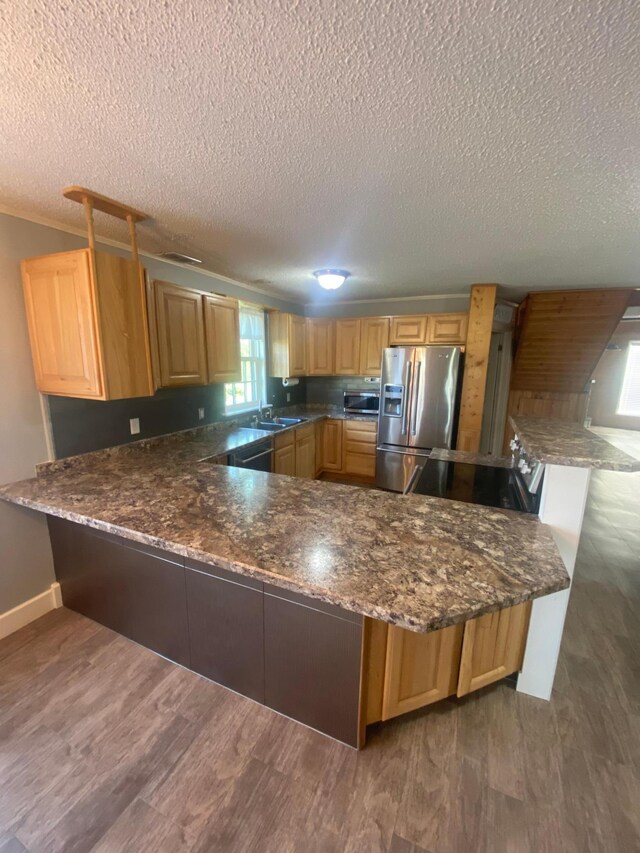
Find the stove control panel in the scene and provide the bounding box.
[511,435,545,494]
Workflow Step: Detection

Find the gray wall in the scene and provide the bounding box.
[306,376,378,408]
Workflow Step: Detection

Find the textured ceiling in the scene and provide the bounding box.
[1,0,639,303]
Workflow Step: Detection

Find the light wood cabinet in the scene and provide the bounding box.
[389,315,429,345]
[335,319,361,375]
[321,419,343,471]
[295,423,316,478]
[274,443,296,476]
[457,601,531,696]
[359,318,389,375]
[154,281,208,387]
[343,420,377,479]
[21,249,154,400]
[365,601,531,723]
[427,312,468,345]
[315,421,324,476]
[204,294,241,383]
[268,313,306,378]
[307,319,335,375]
[381,622,464,720]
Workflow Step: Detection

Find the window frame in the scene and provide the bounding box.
[224,303,267,415]
[616,340,640,417]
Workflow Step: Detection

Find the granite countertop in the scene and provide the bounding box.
[430,448,514,469]
[1,421,569,633]
[510,417,640,472]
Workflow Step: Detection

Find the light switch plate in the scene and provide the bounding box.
[198,408,205,420]
[129,417,140,435]
[286,393,290,402]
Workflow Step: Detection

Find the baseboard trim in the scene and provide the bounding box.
[0,582,62,641]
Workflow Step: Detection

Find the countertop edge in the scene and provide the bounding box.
[0,489,569,634]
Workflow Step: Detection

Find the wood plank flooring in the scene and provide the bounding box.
[1,430,639,852]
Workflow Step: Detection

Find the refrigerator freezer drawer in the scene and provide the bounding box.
[375,445,430,493]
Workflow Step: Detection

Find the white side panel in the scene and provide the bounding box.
[0,582,62,641]
[517,464,591,700]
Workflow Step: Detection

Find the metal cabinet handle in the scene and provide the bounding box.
[411,361,422,436]
[401,361,412,435]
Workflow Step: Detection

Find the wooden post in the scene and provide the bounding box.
[126,214,139,266]
[456,284,497,452]
[82,195,96,250]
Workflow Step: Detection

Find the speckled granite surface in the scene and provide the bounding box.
[511,417,640,471]
[430,449,514,469]
[1,423,568,632]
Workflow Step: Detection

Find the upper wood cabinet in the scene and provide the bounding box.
[359,317,389,375]
[335,319,361,375]
[154,281,208,387]
[204,294,241,383]
[389,315,429,346]
[427,312,468,345]
[268,313,306,378]
[307,318,335,375]
[21,249,154,400]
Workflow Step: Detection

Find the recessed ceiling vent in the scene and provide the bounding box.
[159,252,202,265]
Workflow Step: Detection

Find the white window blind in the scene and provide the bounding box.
[224,304,266,414]
[617,341,640,417]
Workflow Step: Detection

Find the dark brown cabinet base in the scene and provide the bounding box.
[47,516,364,747]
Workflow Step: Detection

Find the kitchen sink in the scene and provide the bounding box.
[255,421,287,431]
[272,417,307,425]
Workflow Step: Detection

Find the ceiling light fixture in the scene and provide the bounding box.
[313,269,350,290]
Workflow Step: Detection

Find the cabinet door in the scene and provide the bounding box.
[359,318,389,375]
[154,281,208,387]
[381,622,464,720]
[321,419,343,471]
[457,602,531,696]
[315,421,324,476]
[204,294,241,383]
[335,319,361,375]
[289,315,307,376]
[186,562,264,703]
[307,319,335,375]
[275,443,296,476]
[21,250,103,397]
[389,315,429,345]
[427,312,468,345]
[343,420,377,478]
[295,433,316,478]
[264,585,364,747]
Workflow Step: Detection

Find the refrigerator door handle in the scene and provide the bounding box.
[402,463,425,495]
[410,361,422,435]
[401,361,412,435]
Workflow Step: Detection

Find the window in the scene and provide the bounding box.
[225,303,267,414]
[617,341,640,417]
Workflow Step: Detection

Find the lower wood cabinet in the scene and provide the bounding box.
[294,423,316,478]
[321,418,343,472]
[186,560,264,702]
[457,601,531,696]
[274,430,296,476]
[366,601,532,723]
[263,585,363,747]
[343,420,376,479]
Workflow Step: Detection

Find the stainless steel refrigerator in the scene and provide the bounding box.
[376,346,462,492]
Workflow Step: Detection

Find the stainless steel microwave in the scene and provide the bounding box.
[343,390,380,415]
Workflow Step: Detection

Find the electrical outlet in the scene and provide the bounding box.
[286,392,291,403]
[198,407,205,420]
[129,417,140,435]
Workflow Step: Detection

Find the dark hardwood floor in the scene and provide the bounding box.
[1,431,639,852]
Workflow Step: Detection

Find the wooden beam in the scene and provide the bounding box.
[63,186,149,223]
[456,284,497,452]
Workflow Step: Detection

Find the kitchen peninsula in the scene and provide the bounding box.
[0,410,573,748]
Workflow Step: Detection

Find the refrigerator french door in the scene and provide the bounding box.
[376,346,462,492]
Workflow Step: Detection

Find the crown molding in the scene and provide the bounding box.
[0,203,304,306]
[305,292,469,309]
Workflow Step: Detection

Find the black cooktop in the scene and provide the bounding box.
[413,459,539,513]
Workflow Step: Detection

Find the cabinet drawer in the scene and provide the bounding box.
[344,421,377,443]
[274,429,295,450]
[294,422,315,442]
[343,452,376,478]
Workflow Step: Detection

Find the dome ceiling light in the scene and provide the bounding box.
[313,269,350,290]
